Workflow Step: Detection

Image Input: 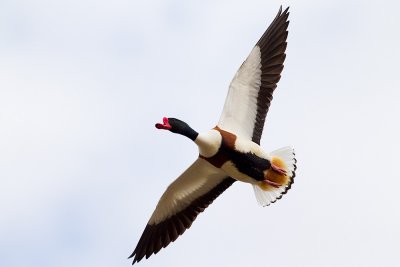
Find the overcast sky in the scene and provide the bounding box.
[1,1,400,267]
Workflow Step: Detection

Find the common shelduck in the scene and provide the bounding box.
[129,6,296,264]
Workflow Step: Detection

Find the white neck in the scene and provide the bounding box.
[194,129,222,158]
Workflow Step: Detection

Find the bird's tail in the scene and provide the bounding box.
[252,146,296,206]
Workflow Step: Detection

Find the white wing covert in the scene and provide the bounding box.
[218,7,290,144]
[129,158,235,264]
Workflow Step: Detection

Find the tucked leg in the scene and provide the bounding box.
[271,164,287,175]
[262,179,281,188]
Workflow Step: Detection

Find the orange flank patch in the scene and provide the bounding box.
[260,157,290,191]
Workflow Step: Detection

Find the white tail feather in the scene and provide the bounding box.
[253,146,296,207]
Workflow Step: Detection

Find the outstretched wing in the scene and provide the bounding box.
[218,6,289,144]
[129,158,235,264]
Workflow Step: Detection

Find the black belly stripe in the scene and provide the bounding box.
[228,149,271,181]
[201,143,272,182]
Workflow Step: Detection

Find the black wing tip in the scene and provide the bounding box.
[279,5,290,14]
[128,251,141,265]
[256,6,290,48]
[128,255,138,265]
[280,6,290,21]
[127,178,236,265]
[277,5,290,16]
[284,6,290,13]
[278,6,290,24]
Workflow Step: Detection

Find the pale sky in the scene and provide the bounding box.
[1,1,400,267]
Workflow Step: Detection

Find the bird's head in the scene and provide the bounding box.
[155,117,198,140]
[155,117,188,133]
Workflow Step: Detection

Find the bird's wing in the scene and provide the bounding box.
[129,158,235,264]
[218,6,289,144]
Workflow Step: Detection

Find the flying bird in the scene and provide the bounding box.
[129,6,296,264]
